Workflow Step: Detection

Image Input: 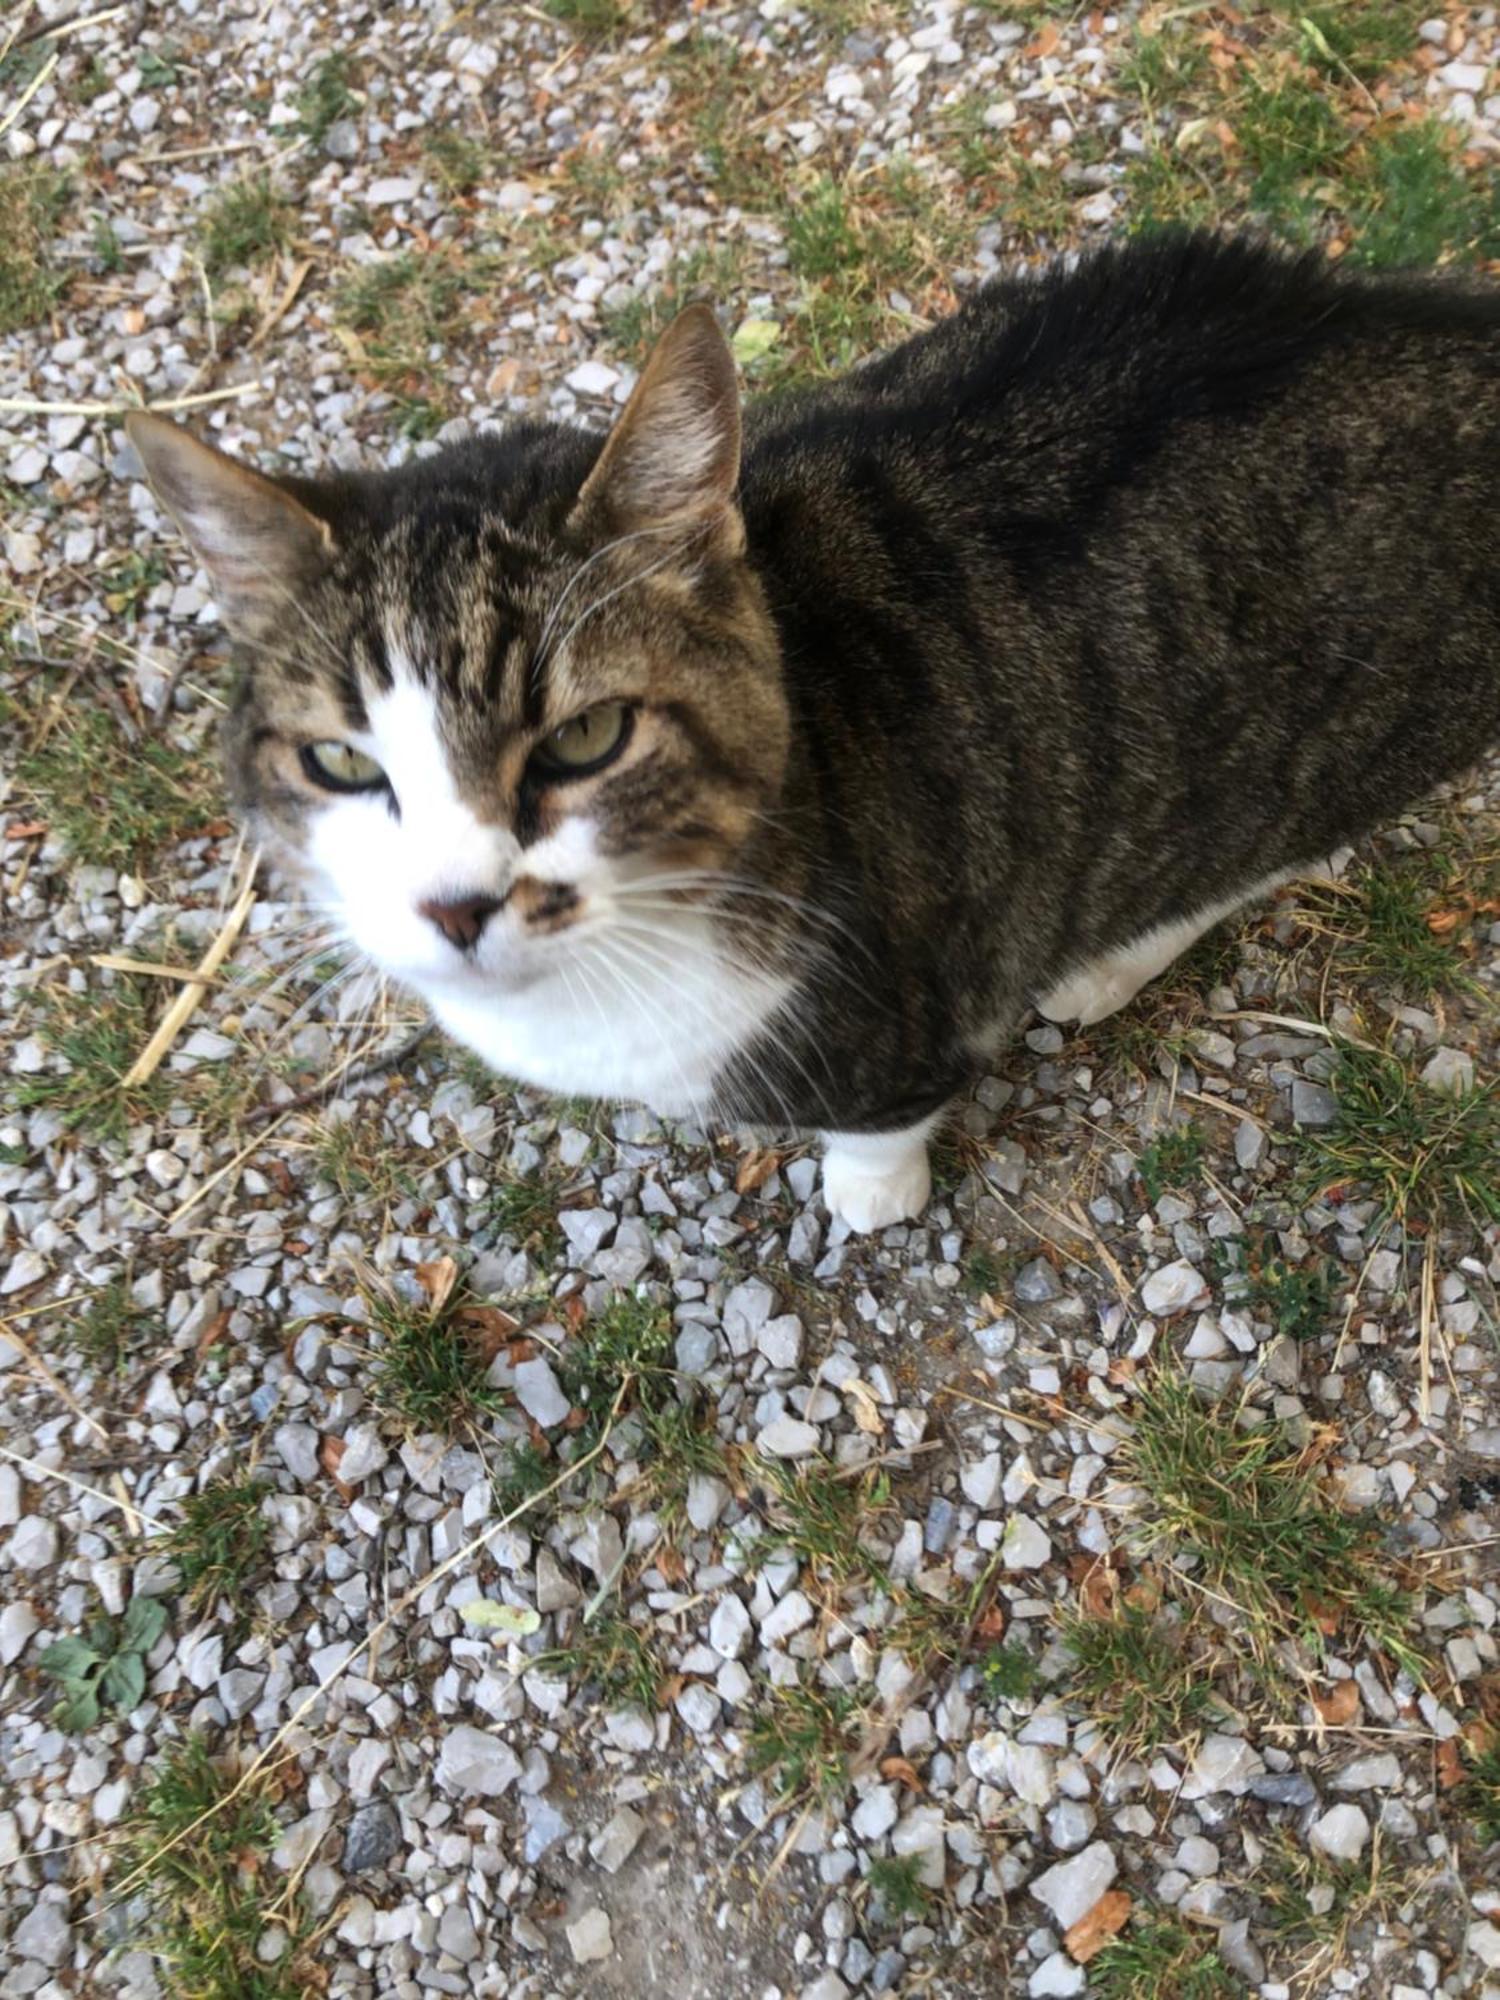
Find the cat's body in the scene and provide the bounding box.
[128,235,1500,1230]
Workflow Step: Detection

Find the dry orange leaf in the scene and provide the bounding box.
[4,821,47,839]
[736,1145,784,1195]
[1026,21,1059,57]
[415,1255,459,1314]
[880,1756,925,1794]
[1436,1738,1466,1791]
[319,1433,354,1502]
[1065,1890,1132,1963]
[1312,1679,1361,1727]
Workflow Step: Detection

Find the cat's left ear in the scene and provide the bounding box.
[125,412,336,634]
[570,304,742,546]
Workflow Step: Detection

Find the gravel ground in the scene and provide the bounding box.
[3,3,1500,1997]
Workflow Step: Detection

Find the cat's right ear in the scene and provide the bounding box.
[125,413,335,634]
[569,303,742,546]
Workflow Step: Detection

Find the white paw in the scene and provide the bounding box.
[822,1146,932,1233]
[1037,963,1141,1027]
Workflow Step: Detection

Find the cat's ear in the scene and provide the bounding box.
[571,303,742,542]
[125,413,335,633]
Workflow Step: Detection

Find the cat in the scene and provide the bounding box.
[126,233,1500,1233]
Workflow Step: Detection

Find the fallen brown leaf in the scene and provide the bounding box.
[1065,1890,1132,1963]
[1312,1679,1361,1727]
[880,1756,925,1794]
[319,1433,354,1502]
[415,1256,459,1314]
[735,1145,784,1195]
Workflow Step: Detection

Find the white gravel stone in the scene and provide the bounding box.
[960,1452,1002,1509]
[1310,1803,1371,1860]
[566,360,622,396]
[1030,1841,1119,1929]
[337,1424,389,1484]
[7,1515,58,1569]
[1030,1954,1086,1998]
[709,1592,752,1660]
[1182,1733,1263,1799]
[567,1907,613,1964]
[513,1356,571,1428]
[437,1725,522,1798]
[589,1805,645,1874]
[757,1415,821,1458]
[1000,1512,1051,1569]
[1140,1259,1210,1315]
[761,1589,815,1646]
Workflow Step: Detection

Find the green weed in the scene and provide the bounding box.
[424,128,488,196]
[486,1172,564,1252]
[11,978,169,1148]
[1458,1740,1500,1846]
[866,1853,932,1923]
[40,1595,168,1731]
[545,0,634,33]
[746,1456,888,1589]
[541,1612,663,1708]
[1217,1226,1334,1341]
[71,1275,150,1372]
[367,1283,509,1433]
[1350,120,1500,269]
[12,701,218,870]
[337,248,486,387]
[980,1641,1038,1703]
[1137,1125,1207,1205]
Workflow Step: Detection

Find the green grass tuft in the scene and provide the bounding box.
[541,1612,663,1708]
[1350,120,1500,269]
[1137,1125,1207,1205]
[0,164,71,335]
[1093,1912,1239,2000]
[1459,1740,1500,1846]
[866,1853,932,1923]
[12,978,169,1147]
[1060,1602,1221,1753]
[1123,1371,1424,1678]
[296,52,357,144]
[1291,1041,1499,1230]
[121,1736,312,1999]
[69,1275,151,1372]
[199,174,294,274]
[980,1641,1038,1703]
[545,0,634,33]
[368,1284,509,1433]
[13,701,219,871]
[162,1472,273,1619]
[1217,1225,1334,1342]
[424,128,488,196]
[746,1680,863,1804]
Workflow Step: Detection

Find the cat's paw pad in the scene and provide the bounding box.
[822,1146,932,1233]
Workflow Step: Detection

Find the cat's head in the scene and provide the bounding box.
[126,308,790,1019]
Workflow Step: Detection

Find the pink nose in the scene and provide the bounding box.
[418,894,502,950]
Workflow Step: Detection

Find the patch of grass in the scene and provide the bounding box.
[137,45,182,90]
[162,1472,272,1617]
[1217,1226,1333,1341]
[1458,1740,1500,1845]
[980,1641,1038,1703]
[92,214,126,273]
[71,1276,150,1372]
[1060,1601,1221,1754]
[368,1281,509,1433]
[599,244,753,365]
[962,1247,1009,1299]
[746,1680,863,1804]
[890,1558,1003,1670]
[12,978,169,1147]
[0,163,71,335]
[486,1172,564,1253]
[866,1853,932,1924]
[1258,1826,1405,1981]
[542,1612,663,1708]
[1296,4,1419,84]
[1137,1125,1206,1206]
[199,174,294,274]
[745,1456,889,1590]
[336,247,488,390]
[40,1595,168,1731]
[121,1736,313,2000]
[667,35,782,209]
[13,701,219,871]
[1291,1041,1499,1231]
[1236,69,1350,236]
[424,127,488,195]
[311,1115,417,1210]
[558,1292,676,1453]
[545,0,634,34]
[1123,1370,1424,1677]
[1119,19,1214,104]
[1092,1912,1238,2000]
[296,52,357,143]
[1303,858,1475,997]
[1349,119,1500,269]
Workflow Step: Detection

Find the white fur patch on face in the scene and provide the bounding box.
[304,645,789,1118]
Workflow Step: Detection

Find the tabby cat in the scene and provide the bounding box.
[127,234,1500,1231]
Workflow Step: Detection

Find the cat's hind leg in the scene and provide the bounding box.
[1036,871,1296,1027]
[821,1112,940,1233]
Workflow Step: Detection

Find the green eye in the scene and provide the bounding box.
[301,741,388,792]
[534,702,631,778]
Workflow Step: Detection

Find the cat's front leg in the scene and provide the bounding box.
[821,1113,941,1233]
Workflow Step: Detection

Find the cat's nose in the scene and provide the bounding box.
[418,893,503,950]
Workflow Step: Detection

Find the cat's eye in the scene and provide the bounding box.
[300,741,389,793]
[532,702,631,779]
